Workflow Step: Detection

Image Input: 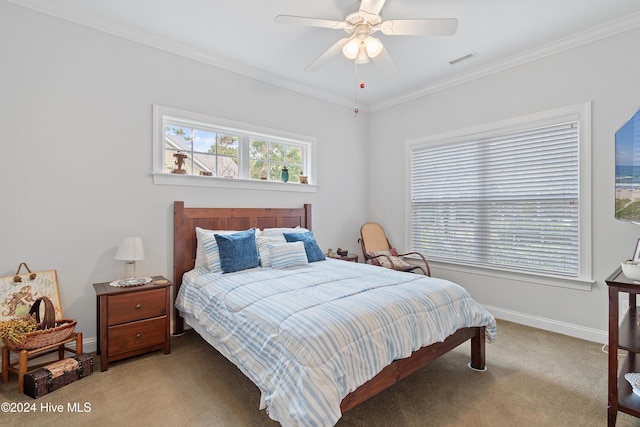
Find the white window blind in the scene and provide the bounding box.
[410,121,580,277]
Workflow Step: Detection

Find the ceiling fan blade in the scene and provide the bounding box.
[359,0,386,16]
[380,18,459,36]
[372,47,397,74]
[274,15,347,30]
[305,38,351,72]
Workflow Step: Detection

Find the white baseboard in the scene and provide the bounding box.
[81,336,97,354]
[485,304,608,344]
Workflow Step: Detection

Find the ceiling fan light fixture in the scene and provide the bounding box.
[364,37,382,58]
[355,45,370,64]
[342,38,361,59]
[276,1,459,73]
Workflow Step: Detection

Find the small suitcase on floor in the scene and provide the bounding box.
[23,353,93,399]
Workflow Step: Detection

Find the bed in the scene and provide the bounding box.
[173,201,496,426]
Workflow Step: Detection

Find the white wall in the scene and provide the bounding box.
[368,26,640,342]
[0,3,369,349]
[3,2,637,349]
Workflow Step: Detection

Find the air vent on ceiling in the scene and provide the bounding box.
[449,52,476,65]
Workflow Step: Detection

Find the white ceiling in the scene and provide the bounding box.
[9,0,640,111]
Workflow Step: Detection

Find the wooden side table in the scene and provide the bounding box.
[328,253,359,262]
[2,332,83,393]
[93,276,173,372]
[606,267,640,425]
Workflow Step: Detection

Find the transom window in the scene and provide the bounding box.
[249,138,304,181]
[407,103,592,284]
[164,124,239,178]
[152,105,315,190]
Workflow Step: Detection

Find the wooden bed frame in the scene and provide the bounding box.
[172,200,486,413]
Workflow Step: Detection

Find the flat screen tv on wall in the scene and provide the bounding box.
[616,108,640,223]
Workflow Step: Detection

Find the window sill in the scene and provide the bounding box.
[151,172,317,192]
[404,257,593,291]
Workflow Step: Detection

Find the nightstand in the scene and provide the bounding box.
[328,253,359,262]
[93,276,173,372]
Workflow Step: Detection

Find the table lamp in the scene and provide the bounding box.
[115,237,145,279]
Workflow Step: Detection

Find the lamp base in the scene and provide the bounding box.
[124,261,136,279]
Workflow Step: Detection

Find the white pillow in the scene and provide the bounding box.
[256,234,286,268]
[196,227,261,272]
[195,237,208,269]
[269,242,309,269]
[262,227,309,237]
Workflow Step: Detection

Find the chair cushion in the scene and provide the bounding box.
[367,248,412,270]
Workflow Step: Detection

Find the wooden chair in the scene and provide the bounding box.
[358,222,431,276]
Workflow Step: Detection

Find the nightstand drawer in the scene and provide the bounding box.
[107,288,166,325]
[94,277,173,371]
[107,317,166,356]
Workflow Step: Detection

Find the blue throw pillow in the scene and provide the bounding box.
[214,228,259,273]
[283,231,326,263]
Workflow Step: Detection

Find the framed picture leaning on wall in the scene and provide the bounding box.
[0,264,62,322]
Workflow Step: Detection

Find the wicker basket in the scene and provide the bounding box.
[3,296,76,350]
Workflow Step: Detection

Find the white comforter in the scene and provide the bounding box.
[175,259,496,427]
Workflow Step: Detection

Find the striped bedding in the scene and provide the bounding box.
[175,258,496,427]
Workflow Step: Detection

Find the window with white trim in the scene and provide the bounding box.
[407,104,591,281]
[152,105,315,190]
[163,122,240,178]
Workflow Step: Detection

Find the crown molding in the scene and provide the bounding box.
[8,1,640,113]
[6,0,358,110]
[370,11,640,111]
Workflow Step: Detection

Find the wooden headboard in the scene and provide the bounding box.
[172,201,312,334]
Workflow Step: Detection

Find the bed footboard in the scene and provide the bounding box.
[340,326,486,412]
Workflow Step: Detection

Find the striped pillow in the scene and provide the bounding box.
[269,242,309,269]
[257,234,286,268]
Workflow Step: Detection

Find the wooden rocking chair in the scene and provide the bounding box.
[358,222,431,276]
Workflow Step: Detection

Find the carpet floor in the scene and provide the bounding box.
[1,319,637,426]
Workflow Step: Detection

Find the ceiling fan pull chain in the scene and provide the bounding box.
[354,62,360,117]
[353,63,368,117]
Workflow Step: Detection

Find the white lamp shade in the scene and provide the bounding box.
[364,37,382,58]
[342,38,361,59]
[355,45,370,64]
[115,237,145,261]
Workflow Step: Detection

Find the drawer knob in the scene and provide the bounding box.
[135,304,142,309]
[136,333,142,339]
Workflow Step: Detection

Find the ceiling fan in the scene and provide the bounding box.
[274,0,459,72]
